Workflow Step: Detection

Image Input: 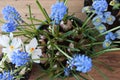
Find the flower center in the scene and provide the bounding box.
[105,42,110,47]
[30,48,35,53]
[96,18,101,22]
[10,45,14,51]
[107,17,112,21]
[99,26,104,30]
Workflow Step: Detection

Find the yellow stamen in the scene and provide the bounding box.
[96,18,101,22]
[10,45,14,51]
[107,17,112,21]
[30,48,35,53]
[99,26,104,30]
[105,42,110,47]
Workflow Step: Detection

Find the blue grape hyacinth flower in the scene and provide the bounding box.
[95,24,106,33]
[11,50,30,67]
[92,0,108,15]
[50,2,67,24]
[2,5,21,21]
[67,54,92,73]
[1,21,18,32]
[103,12,116,25]
[0,71,14,80]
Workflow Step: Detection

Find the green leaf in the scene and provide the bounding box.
[61,30,74,39]
[36,0,51,22]
[91,48,120,58]
[28,5,36,29]
[98,26,120,37]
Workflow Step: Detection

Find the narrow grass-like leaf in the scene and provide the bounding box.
[36,0,51,22]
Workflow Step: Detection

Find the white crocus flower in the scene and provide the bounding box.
[26,38,42,63]
[0,33,22,61]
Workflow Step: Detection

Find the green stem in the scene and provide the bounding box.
[0,54,7,68]
[84,42,103,47]
[91,48,120,58]
[97,26,120,37]
[82,13,95,28]
[28,5,36,30]
[84,41,120,47]
[36,0,51,23]
[54,44,72,59]
[12,66,26,74]
[86,73,94,80]
[64,0,68,5]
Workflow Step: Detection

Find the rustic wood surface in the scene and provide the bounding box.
[0,0,120,80]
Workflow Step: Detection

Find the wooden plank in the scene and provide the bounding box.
[0,0,85,26]
[29,52,120,80]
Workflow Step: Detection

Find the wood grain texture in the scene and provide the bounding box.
[0,0,85,26]
[0,0,120,80]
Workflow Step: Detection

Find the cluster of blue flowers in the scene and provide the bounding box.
[92,0,108,15]
[1,22,18,32]
[0,71,14,80]
[64,54,92,76]
[2,5,21,21]
[103,32,117,48]
[50,2,67,24]
[1,5,21,32]
[11,50,30,67]
[91,0,117,48]
[92,0,116,34]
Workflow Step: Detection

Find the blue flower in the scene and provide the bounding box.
[0,71,14,80]
[1,22,18,32]
[103,39,112,48]
[64,68,70,76]
[115,30,120,39]
[92,15,103,26]
[105,32,116,40]
[2,5,21,21]
[67,54,92,73]
[50,2,67,24]
[11,50,30,66]
[95,24,106,33]
[103,12,116,25]
[92,0,108,14]
[0,73,2,79]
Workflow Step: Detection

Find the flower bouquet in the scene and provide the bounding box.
[0,0,120,80]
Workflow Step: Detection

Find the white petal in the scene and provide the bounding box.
[25,45,31,54]
[9,33,13,40]
[2,47,10,54]
[29,38,38,49]
[32,55,40,63]
[32,49,42,63]
[7,52,14,61]
[0,35,10,47]
[11,38,22,49]
[2,47,13,62]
